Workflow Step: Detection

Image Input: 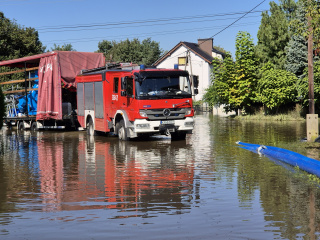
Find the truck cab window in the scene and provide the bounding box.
[127,77,134,97]
[113,77,119,93]
[135,75,191,99]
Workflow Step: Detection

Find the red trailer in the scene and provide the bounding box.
[76,64,195,140]
[0,51,105,130]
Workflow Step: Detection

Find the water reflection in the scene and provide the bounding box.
[0,130,195,218]
[1,115,320,239]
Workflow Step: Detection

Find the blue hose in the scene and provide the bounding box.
[237,141,320,178]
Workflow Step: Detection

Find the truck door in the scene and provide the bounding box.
[110,76,120,115]
[120,76,134,109]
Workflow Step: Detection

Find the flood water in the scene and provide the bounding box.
[1,114,320,239]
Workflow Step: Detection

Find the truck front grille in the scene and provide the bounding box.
[144,108,187,120]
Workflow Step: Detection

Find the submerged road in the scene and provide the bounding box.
[0,114,320,240]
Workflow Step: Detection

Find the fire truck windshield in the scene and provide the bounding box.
[135,76,192,99]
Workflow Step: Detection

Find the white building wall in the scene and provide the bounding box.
[156,46,211,102]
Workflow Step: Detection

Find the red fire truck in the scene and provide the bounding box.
[76,64,196,140]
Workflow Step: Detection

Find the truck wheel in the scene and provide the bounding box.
[18,121,25,131]
[31,122,38,131]
[87,118,95,136]
[171,132,187,141]
[117,120,128,141]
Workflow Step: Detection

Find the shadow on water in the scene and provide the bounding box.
[1,115,320,239]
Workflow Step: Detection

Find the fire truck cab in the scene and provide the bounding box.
[76,64,195,140]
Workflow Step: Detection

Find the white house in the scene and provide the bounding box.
[153,38,224,102]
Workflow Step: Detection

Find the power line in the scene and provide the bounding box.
[43,21,259,45]
[211,0,266,38]
[159,0,267,62]
[39,14,262,34]
[36,10,265,33]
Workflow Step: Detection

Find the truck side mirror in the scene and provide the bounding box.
[193,76,199,88]
[121,77,128,96]
[121,77,127,90]
[194,89,199,95]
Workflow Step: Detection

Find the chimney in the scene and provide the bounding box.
[198,38,213,56]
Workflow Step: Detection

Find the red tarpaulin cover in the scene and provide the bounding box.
[36,51,105,120]
[37,55,61,120]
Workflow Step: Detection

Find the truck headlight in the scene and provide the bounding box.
[185,108,192,116]
[139,111,148,118]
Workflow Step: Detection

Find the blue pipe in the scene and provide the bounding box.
[237,141,320,178]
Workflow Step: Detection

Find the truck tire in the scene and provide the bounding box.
[31,122,38,131]
[117,120,128,141]
[18,121,25,131]
[171,131,187,141]
[87,118,95,136]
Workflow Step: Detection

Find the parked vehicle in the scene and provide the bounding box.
[76,63,196,140]
[0,51,105,130]
[0,53,196,140]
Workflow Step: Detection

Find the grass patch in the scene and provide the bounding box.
[234,107,305,121]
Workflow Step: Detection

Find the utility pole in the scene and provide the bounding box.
[308,11,314,114]
[306,0,318,142]
[188,51,195,101]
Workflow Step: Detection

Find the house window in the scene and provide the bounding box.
[178,57,187,65]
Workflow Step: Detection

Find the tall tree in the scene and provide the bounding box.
[256,1,295,69]
[204,32,259,114]
[280,0,298,21]
[285,1,308,78]
[97,38,163,65]
[203,53,236,112]
[232,31,259,113]
[299,0,320,49]
[0,12,44,61]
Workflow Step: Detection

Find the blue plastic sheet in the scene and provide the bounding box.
[17,80,38,116]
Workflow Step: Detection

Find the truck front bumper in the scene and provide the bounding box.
[129,117,194,136]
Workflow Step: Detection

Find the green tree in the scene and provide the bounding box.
[256,1,295,69]
[0,12,44,61]
[232,31,259,113]
[280,0,297,21]
[297,61,320,111]
[258,62,298,112]
[299,0,320,49]
[203,53,236,112]
[285,35,308,78]
[204,32,258,114]
[0,12,44,127]
[285,1,308,78]
[97,38,163,65]
[51,43,76,51]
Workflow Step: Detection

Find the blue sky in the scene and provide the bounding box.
[0,0,274,57]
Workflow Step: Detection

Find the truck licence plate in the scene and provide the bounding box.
[161,120,175,125]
